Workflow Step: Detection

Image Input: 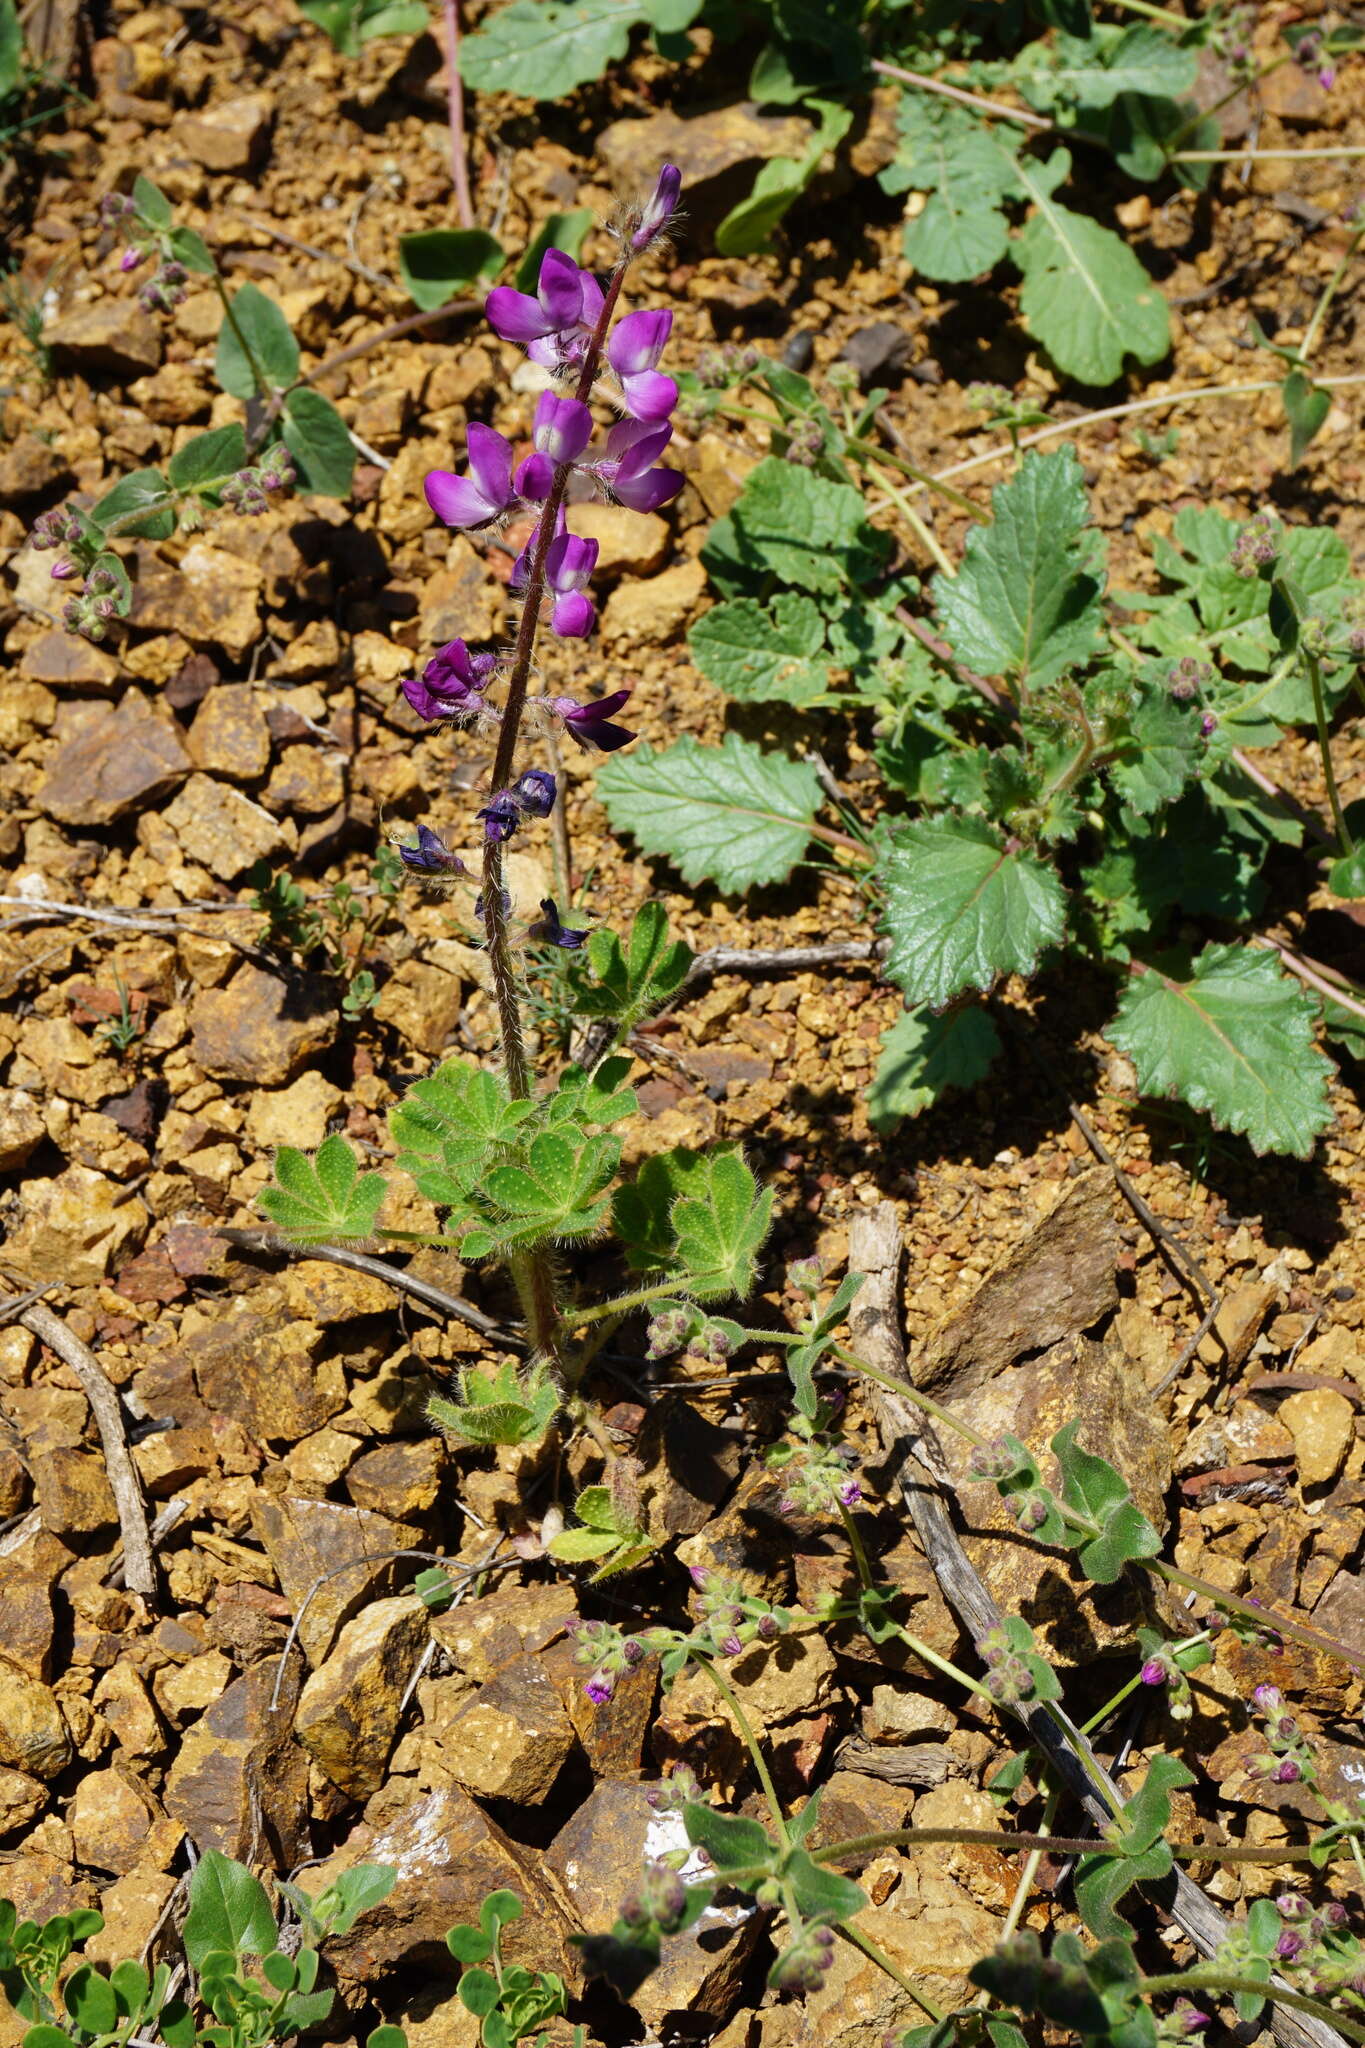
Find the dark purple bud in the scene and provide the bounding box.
[50,557,76,581]
[120,246,141,272]
[1140,1657,1167,1686]
[756,1614,779,1640]
[718,1634,743,1657]
[838,1479,862,1508]
[585,1670,615,1704]
[621,1637,645,1666]
[553,689,636,754]
[1273,1758,1302,1784]
[400,824,466,876]
[527,897,591,950]
[631,163,682,250]
[477,793,521,844]
[512,768,557,818]
[1276,1931,1306,1961]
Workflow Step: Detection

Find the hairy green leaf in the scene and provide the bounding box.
[398,228,503,311]
[1051,1419,1162,1582]
[597,734,823,893]
[689,593,833,705]
[166,424,248,493]
[671,1147,773,1298]
[257,1135,386,1245]
[1109,942,1333,1157]
[879,95,1020,282]
[1014,152,1169,385]
[702,456,887,597]
[282,388,355,498]
[214,283,300,399]
[682,1802,773,1874]
[183,1853,276,1969]
[1075,1753,1194,1937]
[879,816,1068,1010]
[460,0,702,99]
[1282,368,1330,470]
[935,448,1105,691]
[91,468,174,542]
[868,1003,1002,1130]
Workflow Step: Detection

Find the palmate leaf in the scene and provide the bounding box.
[878,816,1068,1010]
[480,1129,620,1251]
[672,1148,773,1298]
[878,94,1020,283]
[1109,942,1334,1158]
[867,1003,1002,1130]
[689,593,834,706]
[934,449,1105,693]
[389,1060,533,1206]
[1013,152,1169,386]
[257,1136,385,1245]
[596,734,823,893]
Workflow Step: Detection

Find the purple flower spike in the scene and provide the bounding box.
[632,163,682,251]
[599,418,683,513]
[528,898,591,950]
[533,390,593,465]
[424,423,515,529]
[478,792,521,843]
[486,248,586,345]
[546,530,599,640]
[512,768,557,817]
[552,688,636,753]
[514,451,554,503]
[608,310,678,422]
[585,1670,615,1705]
[400,825,466,876]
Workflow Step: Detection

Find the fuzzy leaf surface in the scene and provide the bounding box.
[257,1136,385,1245]
[460,0,702,99]
[702,457,886,597]
[1110,943,1333,1157]
[597,734,822,893]
[879,816,1068,1010]
[1014,153,1169,385]
[878,95,1019,282]
[689,594,833,705]
[934,449,1105,691]
[867,1004,1002,1130]
[671,1148,773,1298]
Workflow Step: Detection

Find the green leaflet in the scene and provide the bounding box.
[257,1136,386,1245]
[879,95,1021,282]
[689,593,834,705]
[460,0,703,99]
[1109,942,1334,1158]
[1014,152,1170,385]
[867,1004,1002,1130]
[878,815,1068,1010]
[596,734,823,893]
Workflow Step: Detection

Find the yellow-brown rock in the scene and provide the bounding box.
[0,1663,72,1780]
[296,1596,429,1800]
[427,1653,578,1805]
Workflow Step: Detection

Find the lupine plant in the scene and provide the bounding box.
[27,174,354,642]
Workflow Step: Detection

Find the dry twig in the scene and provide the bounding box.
[216,1228,525,1346]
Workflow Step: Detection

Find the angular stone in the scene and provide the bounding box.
[0,1088,45,1170]
[69,1765,181,1875]
[299,1784,582,1988]
[47,299,162,377]
[601,558,708,646]
[84,1872,177,1970]
[564,504,669,576]
[187,685,272,781]
[637,1396,741,1541]
[130,542,263,656]
[262,743,346,817]
[598,103,813,208]
[1280,1388,1353,1489]
[542,1637,656,1780]
[419,536,503,644]
[429,1653,578,1804]
[190,963,335,1084]
[37,696,190,826]
[546,1785,758,2032]
[4,1165,149,1287]
[244,1072,343,1153]
[430,1581,577,1683]
[0,1663,72,1780]
[278,1257,393,1324]
[188,1307,342,1444]
[19,628,120,693]
[373,960,464,1056]
[296,1596,429,1800]
[158,1649,235,1719]
[1180,1398,1295,1475]
[253,1494,416,1664]
[127,362,212,426]
[161,774,289,881]
[163,1660,308,1862]
[0,1443,28,1517]
[91,1663,165,1758]
[0,433,73,506]
[0,1767,47,1835]
[345,1439,448,1522]
[0,1541,62,1682]
[31,1448,118,1537]
[172,93,271,169]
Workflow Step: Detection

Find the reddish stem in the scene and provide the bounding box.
[444,0,475,231]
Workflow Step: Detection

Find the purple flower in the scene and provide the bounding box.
[478,792,521,843]
[120,246,141,272]
[533,390,593,465]
[585,1670,615,1705]
[399,824,466,875]
[528,899,590,950]
[1273,1758,1302,1784]
[1140,1658,1167,1687]
[719,1634,743,1657]
[552,689,636,753]
[597,418,683,513]
[514,452,554,502]
[546,530,599,639]
[838,1479,862,1508]
[402,639,495,721]
[487,249,606,375]
[50,557,76,581]
[512,768,556,817]
[425,423,516,529]
[688,1566,710,1591]
[608,310,678,422]
[1276,1931,1306,1961]
[631,163,681,251]
[1253,1683,1281,1711]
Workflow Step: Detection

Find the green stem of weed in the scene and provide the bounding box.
[1305,647,1354,857]
[837,1922,947,2023]
[866,461,955,576]
[1141,1974,1365,2043]
[692,1652,790,1850]
[846,436,981,519]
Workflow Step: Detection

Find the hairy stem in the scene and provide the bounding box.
[1305,647,1354,857]
[692,1652,789,1850]
[1141,1974,1365,2043]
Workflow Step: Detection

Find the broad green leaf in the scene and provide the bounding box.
[1075,1753,1194,1937]
[612,1146,714,1270]
[457,1969,499,2019]
[0,0,22,100]
[935,448,1105,691]
[1014,152,1169,385]
[1016,24,1196,111]
[167,424,247,492]
[1106,670,1206,818]
[20,2030,74,2048]
[1109,942,1333,1157]
[257,1134,386,1245]
[879,95,1020,282]
[183,1852,277,1969]
[91,468,174,542]
[61,1967,118,2036]
[689,593,833,705]
[671,1147,774,1298]
[1282,369,1329,469]
[1050,1419,1162,1582]
[546,1528,619,1562]
[515,209,594,293]
[1082,803,1266,953]
[214,284,300,399]
[715,100,852,256]
[398,228,503,312]
[878,816,1068,1009]
[682,1802,773,1874]
[867,1003,1002,1130]
[313,1865,396,1937]
[262,1952,296,1993]
[481,1128,619,1247]
[281,388,355,498]
[298,0,425,51]
[702,456,886,597]
[446,1926,492,1964]
[108,1958,149,2012]
[168,225,215,273]
[596,733,823,893]
[132,173,173,229]
[781,1849,866,1922]
[461,0,702,99]
[1329,844,1365,899]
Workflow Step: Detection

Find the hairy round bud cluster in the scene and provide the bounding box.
[645,1306,694,1360]
[965,382,1012,412]
[1156,2002,1213,2042]
[1168,656,1212,701]
[1300,613,1334,656]
[1137,1643,1193,1721]
[139,259,188,313]
[786,419,825,468]
[1246,1682,1317,1786]
[1004,1486,1051,1532]
[644,1764,702,1815]
[978,1627,1036,1705]
[770,1923,836,1993]
[967,1437,1016,1482]
[221,449,297,516]
[30,504,85,552]
[1230,512,1280,579]
[786,1256,823,1298]
[695,341,762,389]
[565,1615,652,1705]
[688,1565,790,1658]
[620,1858,688,1936]
[99,191,138,225]
[769,1434,863,1520]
